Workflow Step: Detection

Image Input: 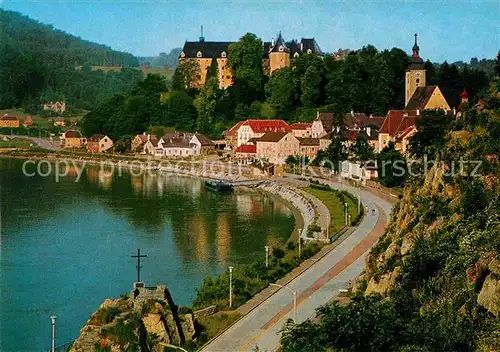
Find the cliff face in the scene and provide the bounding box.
[70,286,196,352]
[354,87,500,348]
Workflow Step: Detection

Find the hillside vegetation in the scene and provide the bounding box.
[0,9,143,111]
[280,83,500,351]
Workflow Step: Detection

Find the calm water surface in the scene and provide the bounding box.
[0,158,294,351]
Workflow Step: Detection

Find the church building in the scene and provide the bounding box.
[179,28,322,89]
[379,34,451,153]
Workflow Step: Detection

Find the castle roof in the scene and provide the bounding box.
[180,41,232,58]
[407,33,424,70]
[269,32,289,53]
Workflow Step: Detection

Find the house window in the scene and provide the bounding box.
[416,78,420,84]
[221,51,226,58]
[180,51,185,58]
[307,49,312,54]
[294,52,299,58]
[279,45,284,52]
[197,51,202,58]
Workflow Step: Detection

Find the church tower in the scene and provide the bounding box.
[405,33,426,107]
[269,32,290,74]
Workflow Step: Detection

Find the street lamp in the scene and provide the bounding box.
[344,202,348,226]
[265,246,269,268]
[270,283,297,323]
[298,228,302,259]
[228,266,234,308]
[50,315,57,352]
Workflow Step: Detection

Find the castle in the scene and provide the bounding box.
[179,28,322,88]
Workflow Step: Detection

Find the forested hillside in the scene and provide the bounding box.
[280,83,500,351]
[0,9,143,111]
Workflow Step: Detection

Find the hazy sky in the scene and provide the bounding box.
[2,0,499,62]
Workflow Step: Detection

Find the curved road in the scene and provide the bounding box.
[0,134,61,151]
[200,175,395,352]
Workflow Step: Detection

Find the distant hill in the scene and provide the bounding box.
[0,9,143,111]
[0,9,138,67]
[138,48,182,68]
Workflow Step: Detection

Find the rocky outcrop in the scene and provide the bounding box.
[477,274,500,317]
[70,286,196,352]
[365,266,401,295]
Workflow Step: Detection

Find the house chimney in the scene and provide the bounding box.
[147,134,150,141]
[316,111,319,119]
[416,109,420,116]
[351,109,354,117]
[143,132,146,135]
[199,25,205,42]
[271,38,275,47]
[366,126,371,136]
[300,42,304,52]
[453,107,456,116]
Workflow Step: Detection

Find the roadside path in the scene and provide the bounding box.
[200,176,395,352]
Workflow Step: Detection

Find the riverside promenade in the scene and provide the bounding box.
[200,175,395,352]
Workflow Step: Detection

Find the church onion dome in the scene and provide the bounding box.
[269,31,290,53]
[407,33,424,70]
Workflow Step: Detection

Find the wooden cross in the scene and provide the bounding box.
[131,248,147,282]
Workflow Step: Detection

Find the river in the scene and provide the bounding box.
[0,158,295,351]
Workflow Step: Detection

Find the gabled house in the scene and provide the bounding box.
[61,130,82,149]
[378,110,419,153]
[255,132,299,164]
[86,134,113,153]
[189,133,215,154]
[298,138,320,159]
[131,133,158,153]
[224,121,246,148]
[0,114,20,128]
[290,122,312,138]
[237,119,291,146]
[23,116,33,127]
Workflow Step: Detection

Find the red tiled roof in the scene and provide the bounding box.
[1,114,19,121]
[380,110,419,136]
[290,122,312,130]
[235,144,256,153]
[242,119,291,133]
[224,121,246,138]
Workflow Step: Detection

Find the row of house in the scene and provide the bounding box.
[0,114,35,128]
[131,131,215,158]
[60,130,114,153]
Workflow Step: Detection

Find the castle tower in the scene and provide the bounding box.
[405,33,426,107]
[269,32,290,74]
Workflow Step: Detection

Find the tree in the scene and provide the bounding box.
[378,142,407,187]
[206,56,219,84]
[163,90,198,131]
[409,110,452,159]
[350,134,374,161]
[265,67,297,113]
[195,77,220,133]
[301,64,323,107]
[495,51,500,78]
[172,59,201,90]
[320,135,349,172]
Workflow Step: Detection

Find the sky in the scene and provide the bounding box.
[2,0,499,63]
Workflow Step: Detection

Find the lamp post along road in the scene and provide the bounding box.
[50,315,57,352]
[298,228,302,259]
[270,283,297,323]
[229,266,234,308]
[265,246,269,268]
[344,202,348,226]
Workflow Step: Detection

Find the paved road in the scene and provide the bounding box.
[0,134,61,151]
[200,175,395,352]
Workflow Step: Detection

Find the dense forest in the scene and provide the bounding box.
[82,32,495,140]
[280,83,500,351]
[0,9,142,111]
